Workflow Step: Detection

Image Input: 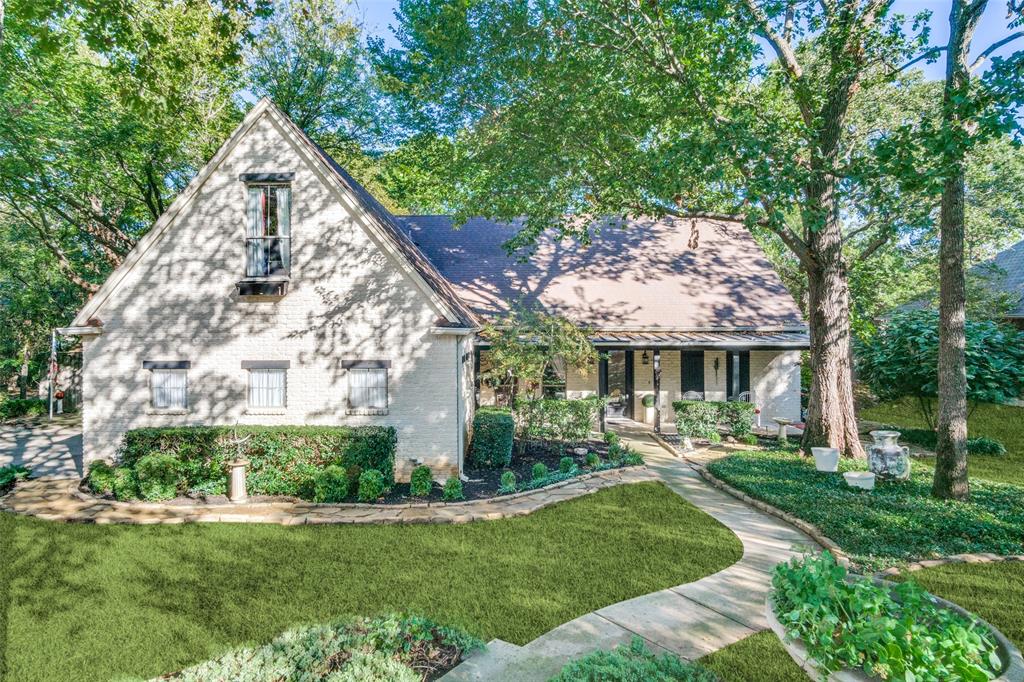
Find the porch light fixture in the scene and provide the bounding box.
[641,351,650,365]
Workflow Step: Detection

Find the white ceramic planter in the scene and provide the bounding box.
[843,471,875,491]
[812,447,840,472]
[644,406,656,424]
[766,584,1024,681]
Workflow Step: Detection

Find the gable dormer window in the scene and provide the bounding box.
[245,180,291,278]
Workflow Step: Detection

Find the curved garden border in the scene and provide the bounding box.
[876,553,1024,578]
[0,465,655,525]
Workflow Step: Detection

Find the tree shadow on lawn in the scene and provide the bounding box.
[1,482,743,682]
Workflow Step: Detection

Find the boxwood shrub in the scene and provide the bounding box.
[357,469,386,502]
[118,425,397,498]
[111,467,139,501]
[85,461,117,495]
[468,408,514,468]
[409,465,433,497]
[135,453,181,501]
[514,396,605,443]
[499,470,517,494]
[672,400,755,439]
[442,476,464,501]
[313,465,349,503]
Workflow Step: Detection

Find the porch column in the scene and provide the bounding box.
[653,349,661,433]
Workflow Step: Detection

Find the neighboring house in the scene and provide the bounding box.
[60,99,807,480]
[972,238,1024,329]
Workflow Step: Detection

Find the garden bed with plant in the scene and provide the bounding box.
[707,449,1024,570]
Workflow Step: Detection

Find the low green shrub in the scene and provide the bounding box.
[672,400,721,439]
[559,456,574,473]
[135,454,180,501]
[357,469,386,502]
[772,552,1002,680]
[161,615,483,681]
[111,467,139,501]
[603,431,620,448]
[0,398,47,422]
[85,461,116,495]
[313,465,349,503]
[620,449,644,466]
[188,479,226,497]
[119,425,398,496]
[514,396,605,443]
[585,452,600,468]
[442,477,464,501]
[499,470,517,494]
[0,464,30,494]
[551,637,717,681]
[410,465,433,497]
[969,436,1006,457]
[740,434,759,446]
[531,462,549,481]
[641,394,656,408]
[468,408,514,468]
[882,426,1007,457]
[720,402,756,437]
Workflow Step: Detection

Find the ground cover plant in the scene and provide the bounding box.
[157,615,482,681]
[771,553,1002,681]
[0,397,47,422]
[550,637,718,681]
[0,465,29,495]
[707,449,1024,570]
[861,399,1024,486]
[0,482,742,681]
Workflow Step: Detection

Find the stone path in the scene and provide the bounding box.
[442,425,818,681]
[0,413,83,478]
[0,466,656,525]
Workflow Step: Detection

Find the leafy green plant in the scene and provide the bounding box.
[551,636,717,681]
[111,467,139,501]
[721,402,756,438]
[772,552,1002,681]
[969,437,1006,457]
[603,431,620,448]
[0,398,47,422]
[620,449,644,466]
[161,614,483,681]
[585,452,600,467]
[357,469,386,502]
[410,465,433,497]
[740,434,759,446]
[673,400,721,439]
[879,426,1007,457]
[641,394,656,408]
[313,465,349,503]
[468,408,514,467]
[531,462,549,481]
[442,477,464,501]
[135,454,180,502]
[188,479,226,497]
[499,470,517,494]
[85,461,116,495]
[559,456,574,473]
[514,396,605,443]
[858,311,1024,427]
[0,464,30,494]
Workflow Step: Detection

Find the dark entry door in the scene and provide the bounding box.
[600,350,633,418]
[681,351,704,398]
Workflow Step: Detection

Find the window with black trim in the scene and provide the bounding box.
[344,360,389,414]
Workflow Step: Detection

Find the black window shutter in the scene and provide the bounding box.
[740,351,750,394]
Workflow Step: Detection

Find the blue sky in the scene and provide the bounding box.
[352,0,1021,80]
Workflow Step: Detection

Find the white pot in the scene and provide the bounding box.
[812,447,840,472]
[843,471,875,491]
[644,406,656,424]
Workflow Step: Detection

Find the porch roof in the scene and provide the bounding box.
[588,329,809,349]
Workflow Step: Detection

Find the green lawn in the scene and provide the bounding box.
[707,450,1024,570]
[0,481,742,682]
[860,399,1024,486]
[698,631,806,682]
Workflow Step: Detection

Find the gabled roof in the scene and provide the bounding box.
[72,98,476,329]
[972,238,1024,318]
[397,215,806,331]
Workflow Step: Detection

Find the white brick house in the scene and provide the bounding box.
[62,99,807,479]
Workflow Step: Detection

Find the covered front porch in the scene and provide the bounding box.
[476,329,808,434]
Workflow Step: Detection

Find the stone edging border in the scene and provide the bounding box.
[649,431,852,565]
[67,465,649,510]
[875,553,1024,578]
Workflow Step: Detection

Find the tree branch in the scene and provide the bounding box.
[970,31,1024,72]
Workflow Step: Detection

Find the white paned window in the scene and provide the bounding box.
[246,185,291,277]
[151,370,187,409]
[249,368,286,408]
[348,368,387,412]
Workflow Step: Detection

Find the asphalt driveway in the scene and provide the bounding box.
[0,413,83,479]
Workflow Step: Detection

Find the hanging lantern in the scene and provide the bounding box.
[641,351,650,365]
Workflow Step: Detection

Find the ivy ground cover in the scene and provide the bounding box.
[707,450,1024,570]
[0,482,741,682]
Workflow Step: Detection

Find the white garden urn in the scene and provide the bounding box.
[811,447,840,472]
[867,430,910,481]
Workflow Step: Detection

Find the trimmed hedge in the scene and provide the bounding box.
[357,469,386,502]
[410,465,433,497]
[118,425,397,499]
[469,408,514,468]
[0,398,47,422]
[672,400,756,439]
[135,454,181,501]
[514,396,605,443]
[313,465,349,503]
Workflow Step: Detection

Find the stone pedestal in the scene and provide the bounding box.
[228,458,249,504]
[773,418,794,444]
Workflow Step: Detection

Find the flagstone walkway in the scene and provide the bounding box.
[0,465,656,525]
[442,425,819,681]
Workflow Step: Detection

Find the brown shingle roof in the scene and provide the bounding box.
[396,215,806,331]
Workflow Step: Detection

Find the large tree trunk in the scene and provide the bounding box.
[932,0,982,501]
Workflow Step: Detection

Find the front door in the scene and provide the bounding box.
[600,350,634,419]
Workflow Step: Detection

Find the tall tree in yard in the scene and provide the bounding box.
[932,0,1023,500]
[375,0,933,457]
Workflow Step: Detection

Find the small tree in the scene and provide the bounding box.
[858,310,1024,428]
[481,308,597,407]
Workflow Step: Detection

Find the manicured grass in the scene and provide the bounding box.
[698,631,806,682]
[707,450,1024,570]
[0,482,742,682]
[860,399,1024,486]
[894,561,1024,651]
